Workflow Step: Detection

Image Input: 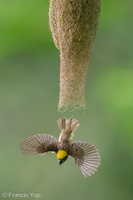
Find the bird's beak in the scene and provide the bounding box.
[58,159,63,165]
[57,156,68,165]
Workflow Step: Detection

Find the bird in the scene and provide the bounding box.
[20,117,100,178]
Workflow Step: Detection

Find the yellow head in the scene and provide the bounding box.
[56,150,68,165]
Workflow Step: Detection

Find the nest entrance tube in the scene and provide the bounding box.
[49,0,101,111]
[59,53,90,111]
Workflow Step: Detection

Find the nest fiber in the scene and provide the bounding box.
[49,0,101,111]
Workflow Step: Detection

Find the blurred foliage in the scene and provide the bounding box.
[0,0,133,200]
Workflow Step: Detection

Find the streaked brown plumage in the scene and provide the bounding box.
[20,117,100,178]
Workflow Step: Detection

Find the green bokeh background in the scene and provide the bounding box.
[0,0,133,199]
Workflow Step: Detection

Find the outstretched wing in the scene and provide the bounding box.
[20,134,58,155]
[69,141,100,178]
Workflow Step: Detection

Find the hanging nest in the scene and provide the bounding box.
[49,0,101,111]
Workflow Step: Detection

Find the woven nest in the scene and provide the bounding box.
[49,0,101,111]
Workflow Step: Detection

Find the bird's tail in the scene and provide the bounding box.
[57,117,80,142]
